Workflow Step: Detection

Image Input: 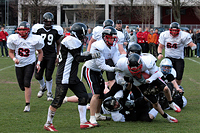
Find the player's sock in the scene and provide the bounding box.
[89,116,97,124]
[78,105,87,124]
[149,108,158,118]
[46,107,55,125]
[46,79,53,93]
[161,112,167,118]
[38,78,45,89]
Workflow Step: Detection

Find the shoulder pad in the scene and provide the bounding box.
[61,36,82,50]
[91,40,105,52]
[116,57,128,71]
[141,53,157,69]
[29,34,44,45]
[31,24,44,33]
[52,25,64,36]
[7,34,19,44]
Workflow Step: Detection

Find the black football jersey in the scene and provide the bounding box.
[32,24,63,58]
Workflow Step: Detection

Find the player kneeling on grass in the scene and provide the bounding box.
[7,21,44,112]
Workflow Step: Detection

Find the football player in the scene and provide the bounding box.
[82,26,121,126]
[32,12,63,101]
[86,19,125,89]
[109,53,181,123]
[157,22,197,85]
[7,21,44,112]
[43,22,101,131]
[157,58,187,110]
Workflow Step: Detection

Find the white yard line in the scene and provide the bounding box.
[0,65,14,72]
[186,58,200,65]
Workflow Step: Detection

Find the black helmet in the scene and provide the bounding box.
[169,22,180,37]
[70,22,87,42]
[17,21,31,38]
[103,19,114,28]
[43,12,54,29]
[102,26,118,46]
[128,53,143,75]
[103,96,123,112]
[127,43,142,57]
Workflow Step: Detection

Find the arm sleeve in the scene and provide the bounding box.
[146,65,163,83]
[69,47,93,62]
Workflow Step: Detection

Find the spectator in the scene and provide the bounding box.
[143,27,150,53]
[0,26,9,57]
[148,29,157,57]
[7,21,44,112]
[129,29,137,43]
[125,25,130,34]
[192,30,198,56]
[86,28,93,51]
[154,29,160,56]
[196,29,200,58]
[136,28,145,53]
[115,20,130,52]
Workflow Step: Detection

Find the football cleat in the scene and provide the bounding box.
[80,121,99,129]
[44,124,58,131]
[169,102,181,113]
[165,114,178,123]
[37,85,47,98]
[47,92,54,101]
[95,114,111,121]
[63,96,68,103]
[24,105,30,112]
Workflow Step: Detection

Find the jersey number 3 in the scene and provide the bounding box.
[41,34,54,45]
[167,42,178,49]
[18,48,30,57]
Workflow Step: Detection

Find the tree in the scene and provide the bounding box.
[17,0,61,24]
[165,0,200,24]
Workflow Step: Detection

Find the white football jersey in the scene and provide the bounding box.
[116,54,162,86]
[92,26,104,41]
[84,39,119,72]
[159,30,192,59]
[7,34,44,67]
[116,30,125,51]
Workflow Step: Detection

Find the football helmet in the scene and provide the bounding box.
[169,22,180,37]
[160,58,173,75]
[127,53,143,75]
[43,12,54,29]
[70,22,87,43]
[103,19,114,28]
[103,96,123,112]
[127,43,142,57]
[102,26,118,46]
[17,21,31,39]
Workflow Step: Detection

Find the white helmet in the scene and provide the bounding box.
[160,58,173,74]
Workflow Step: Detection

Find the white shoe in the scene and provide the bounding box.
[165,114,178,123]
[169,102,181,113]
[24,105,30,112]
[95,114,111,121]
[63,96,68,103]
[37,85,47,98]
[47,92,54,101]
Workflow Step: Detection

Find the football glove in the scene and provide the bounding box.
[92,52,101,59]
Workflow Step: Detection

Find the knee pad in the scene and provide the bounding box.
[24,81,31,88]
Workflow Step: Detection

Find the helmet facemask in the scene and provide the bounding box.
[127,62,143,76]
[103,34,118,47]
[161,65,172,75]
[169,28,180,37]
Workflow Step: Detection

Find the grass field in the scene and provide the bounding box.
[0,55,200,133]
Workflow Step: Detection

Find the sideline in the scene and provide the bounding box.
[0,65,14,72]
[185,58,200,65]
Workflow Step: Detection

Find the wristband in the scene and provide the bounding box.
[191,45,197,50]
[37,61,41,65]
[13,57,16,62]
[57,55,59,58]
[158,53,162,55]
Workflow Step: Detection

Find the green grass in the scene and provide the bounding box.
[1,55,200,133]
